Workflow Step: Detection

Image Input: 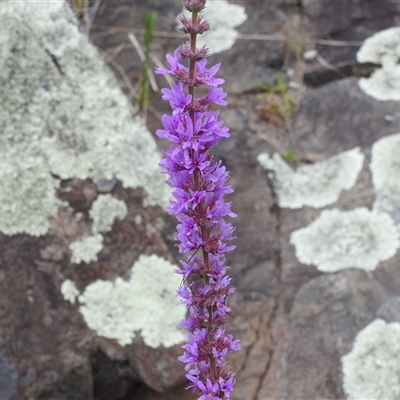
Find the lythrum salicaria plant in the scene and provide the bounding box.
[155,0,240,398]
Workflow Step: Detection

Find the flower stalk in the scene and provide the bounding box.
[155,1,240,398]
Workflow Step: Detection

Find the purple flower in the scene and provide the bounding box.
[219,376,236,398]
[156,1,240,398]
[195,60,225,86]
[204,86,228,106]
[184,150,209,173]
[196,379,220,400]
[161,82,192,114]
[155,50,184,76]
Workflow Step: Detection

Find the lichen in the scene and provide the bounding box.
[357,27,400,69]
[290,208,399,272]
[60,279,80,304]
[69,234,103,264]
[371,132,400,226]
[357,27,400,101]
[342,319,400,400]
[0,1,170,237]
[78,254,186,348]
[178,0,247,54]
[0,144,60,236]
[358,66,400,101]
[257,148,364,209]
[89,194,128,234]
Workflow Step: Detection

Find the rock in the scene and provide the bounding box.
[127,338,185,393]
[0,0,170,238]
[296,78,400,156]
[300,1,400,86]
[0,1,184,398]
[92,0,286,94]
[341,318,400,400]
[303,0,400,38]
[0,354,17,400]
[376,297,400,322]
[227,292,276,400]
[226,160,277,277]
[258,270,387,400]
[0,190,187,398]
[91,349,141,400]
[3,0,400,399]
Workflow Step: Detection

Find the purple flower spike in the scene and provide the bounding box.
[156,1,240,399]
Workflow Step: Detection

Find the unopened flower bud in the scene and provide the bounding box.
[179,15,210,35]
[183,0,206,13]
[178,42,209,61]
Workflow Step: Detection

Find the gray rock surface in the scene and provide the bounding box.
[296,78,400,156]
[303,0,400,39]
[0,354,17,400]
[302,0,400,71]
[259,270,387,400]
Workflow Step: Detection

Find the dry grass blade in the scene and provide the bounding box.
[103,43,126,63]
[316,53,346,77]
[127,32,158,92]
[91,24,363,48]
[83,0,101,36]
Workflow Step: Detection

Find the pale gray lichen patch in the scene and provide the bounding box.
[257,148,364,209]
[69,234,103,264]
[290,208,399,272]
[357,27,400,101]
[79,278,135,345]
[60,279,80,304]
[358,66,400,101]
[371,132,400,225]
[357,27,400,68]
[342,319,400,400]
[0,1,170,237]
[178,0,247,54]
[78,254,186,348]
[0,144,60,236]
[89,194,128,234]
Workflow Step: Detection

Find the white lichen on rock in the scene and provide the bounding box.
[257,148,364,209]
[371,132,400,226]
[78,254,186,348]
[290,208,399,272]
[60,279,80,304]
[0,1,169,237]
[69,234,103,264]
[357,27,400,101]
[89,194,128,234]
[358,67,400,101]
[0,144,60,236]
[357,27,400,68]
[178,0,247,54]
[342,319,400,400]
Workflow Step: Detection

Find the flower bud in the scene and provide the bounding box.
[183,0,206,13]
[178,42,209,61]
[179,15,210,35]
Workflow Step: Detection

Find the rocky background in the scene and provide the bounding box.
[2,1,400,399]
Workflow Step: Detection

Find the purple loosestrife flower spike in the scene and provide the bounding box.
[155,1,240,399]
